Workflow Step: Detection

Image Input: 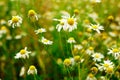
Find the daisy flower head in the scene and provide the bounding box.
[63,13,77,32]
[28,9,38,21]
[14,47,31,59]
[86,73,97,80]
[27,65,37,75]
[63,58,71,67]
[8,15,22,28]
[92,52,104,62]
[19,66,26,77]
[74,44,83,50]
[88,24,104,33]
[34,28,46,34]
[101,60,114,70]
[41,37,53,45]
[86,46,94,55]
[108,48,120,59]
[67,37,76,44]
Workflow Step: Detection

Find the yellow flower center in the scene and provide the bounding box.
[74,9,79,14]
[95,54,100,58]
[112,48,119,53]
[64,59,71,66]
[88,73,94,78]
[29,65,36,70]
[67,18,74,25]
[12,17,19,23]
[69,37,74,41]
[74,56,80,62]
[92,25,98,29]
[44,39,49,43]
[104,63,109,68]
[28,10,36,16]
[20,49,26,55]
[38,29,42,33]
[106,67,113,73]
[89,47,93,50]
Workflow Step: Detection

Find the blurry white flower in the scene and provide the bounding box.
[86,73,97,80]
[8,15,22,28]
[88,24,104,33]
[14,47,31,59]
[41,37,53,45]
[67,37,76,44]
[19,66,26,77]
[74,44,83,50]
[34,28,46,34]
[86,47,94,55]
[28,10,38,21]
[90,0,101,3]
[108,48,120,59]
[54,12,77,32]
[0,19,6,25]
[14,35,22,39]
[92,52,104,62]
[27,65,37,75]
[70,58,75,66]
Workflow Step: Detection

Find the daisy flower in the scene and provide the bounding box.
[62,13,77,32]
[86,47,94,55]
[108,48,120,59]
[41,37,53,45]
[34,28,46,34]
[74,44,83,50]
[86,73,97,80]
[67,37,76,44]
[14,47,31,59]
[92,52,104,62]
[63,58,72,67]
[27,65,37,75]
[28,9,38,21]
[8,15,22,28]
[19,66,26,77]
[88,24,104,33]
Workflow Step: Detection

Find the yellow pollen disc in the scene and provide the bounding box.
[92,25,98,29]
[29,65,35,70]
[95,54,100,58]
[20,49,26,55]
[89,73,94,78]
[69,37,74,41]
[28,10,36,16]
[64,59,71,66]
[112,48,119,53]
[44,39,48,43]
[38,29,42,33]
[106,67,113,73]
[89,47,93,50]
[67,18,74,25]
[104,64,109,68]
[12,17,19,23]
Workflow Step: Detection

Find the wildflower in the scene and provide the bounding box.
[106,66,114,74]
[88,24,104,33]
[14,47,31,59]
[107,15,114,21]
[74,9,79,15]
[108,48,120,59]
[86,73,97,80]
[92,52,104,62]
[90,0,101,3]
[91,67,98,74]
[28,9,38,20]
[67,37,76,44]
[27,65,37,75]
[86,47,94,55]
[19,66,26,77]
[8,15,22,28]
[41,37,53,45]
[34,28,46,34]
[0,19,6,25]
[63,13,77,32]
[74,55,84,63]
[63,58,71,67]
[74,44,83,50]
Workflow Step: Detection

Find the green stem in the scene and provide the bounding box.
[78,64,81,80]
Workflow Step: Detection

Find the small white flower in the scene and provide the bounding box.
[88,24,104,33]
[74,44,83,50]
[34,28,46,34]
[86,73,97,80]
[92,52,104,62]
[108,48,120,59]
[41,37,53,45]
[67,37,76,44]
[27,65,37,75]
[14,47,31,59]
[8,15,22,28]
[86,47,94,55]
[28,10,38,21]
[19,66,26,77]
